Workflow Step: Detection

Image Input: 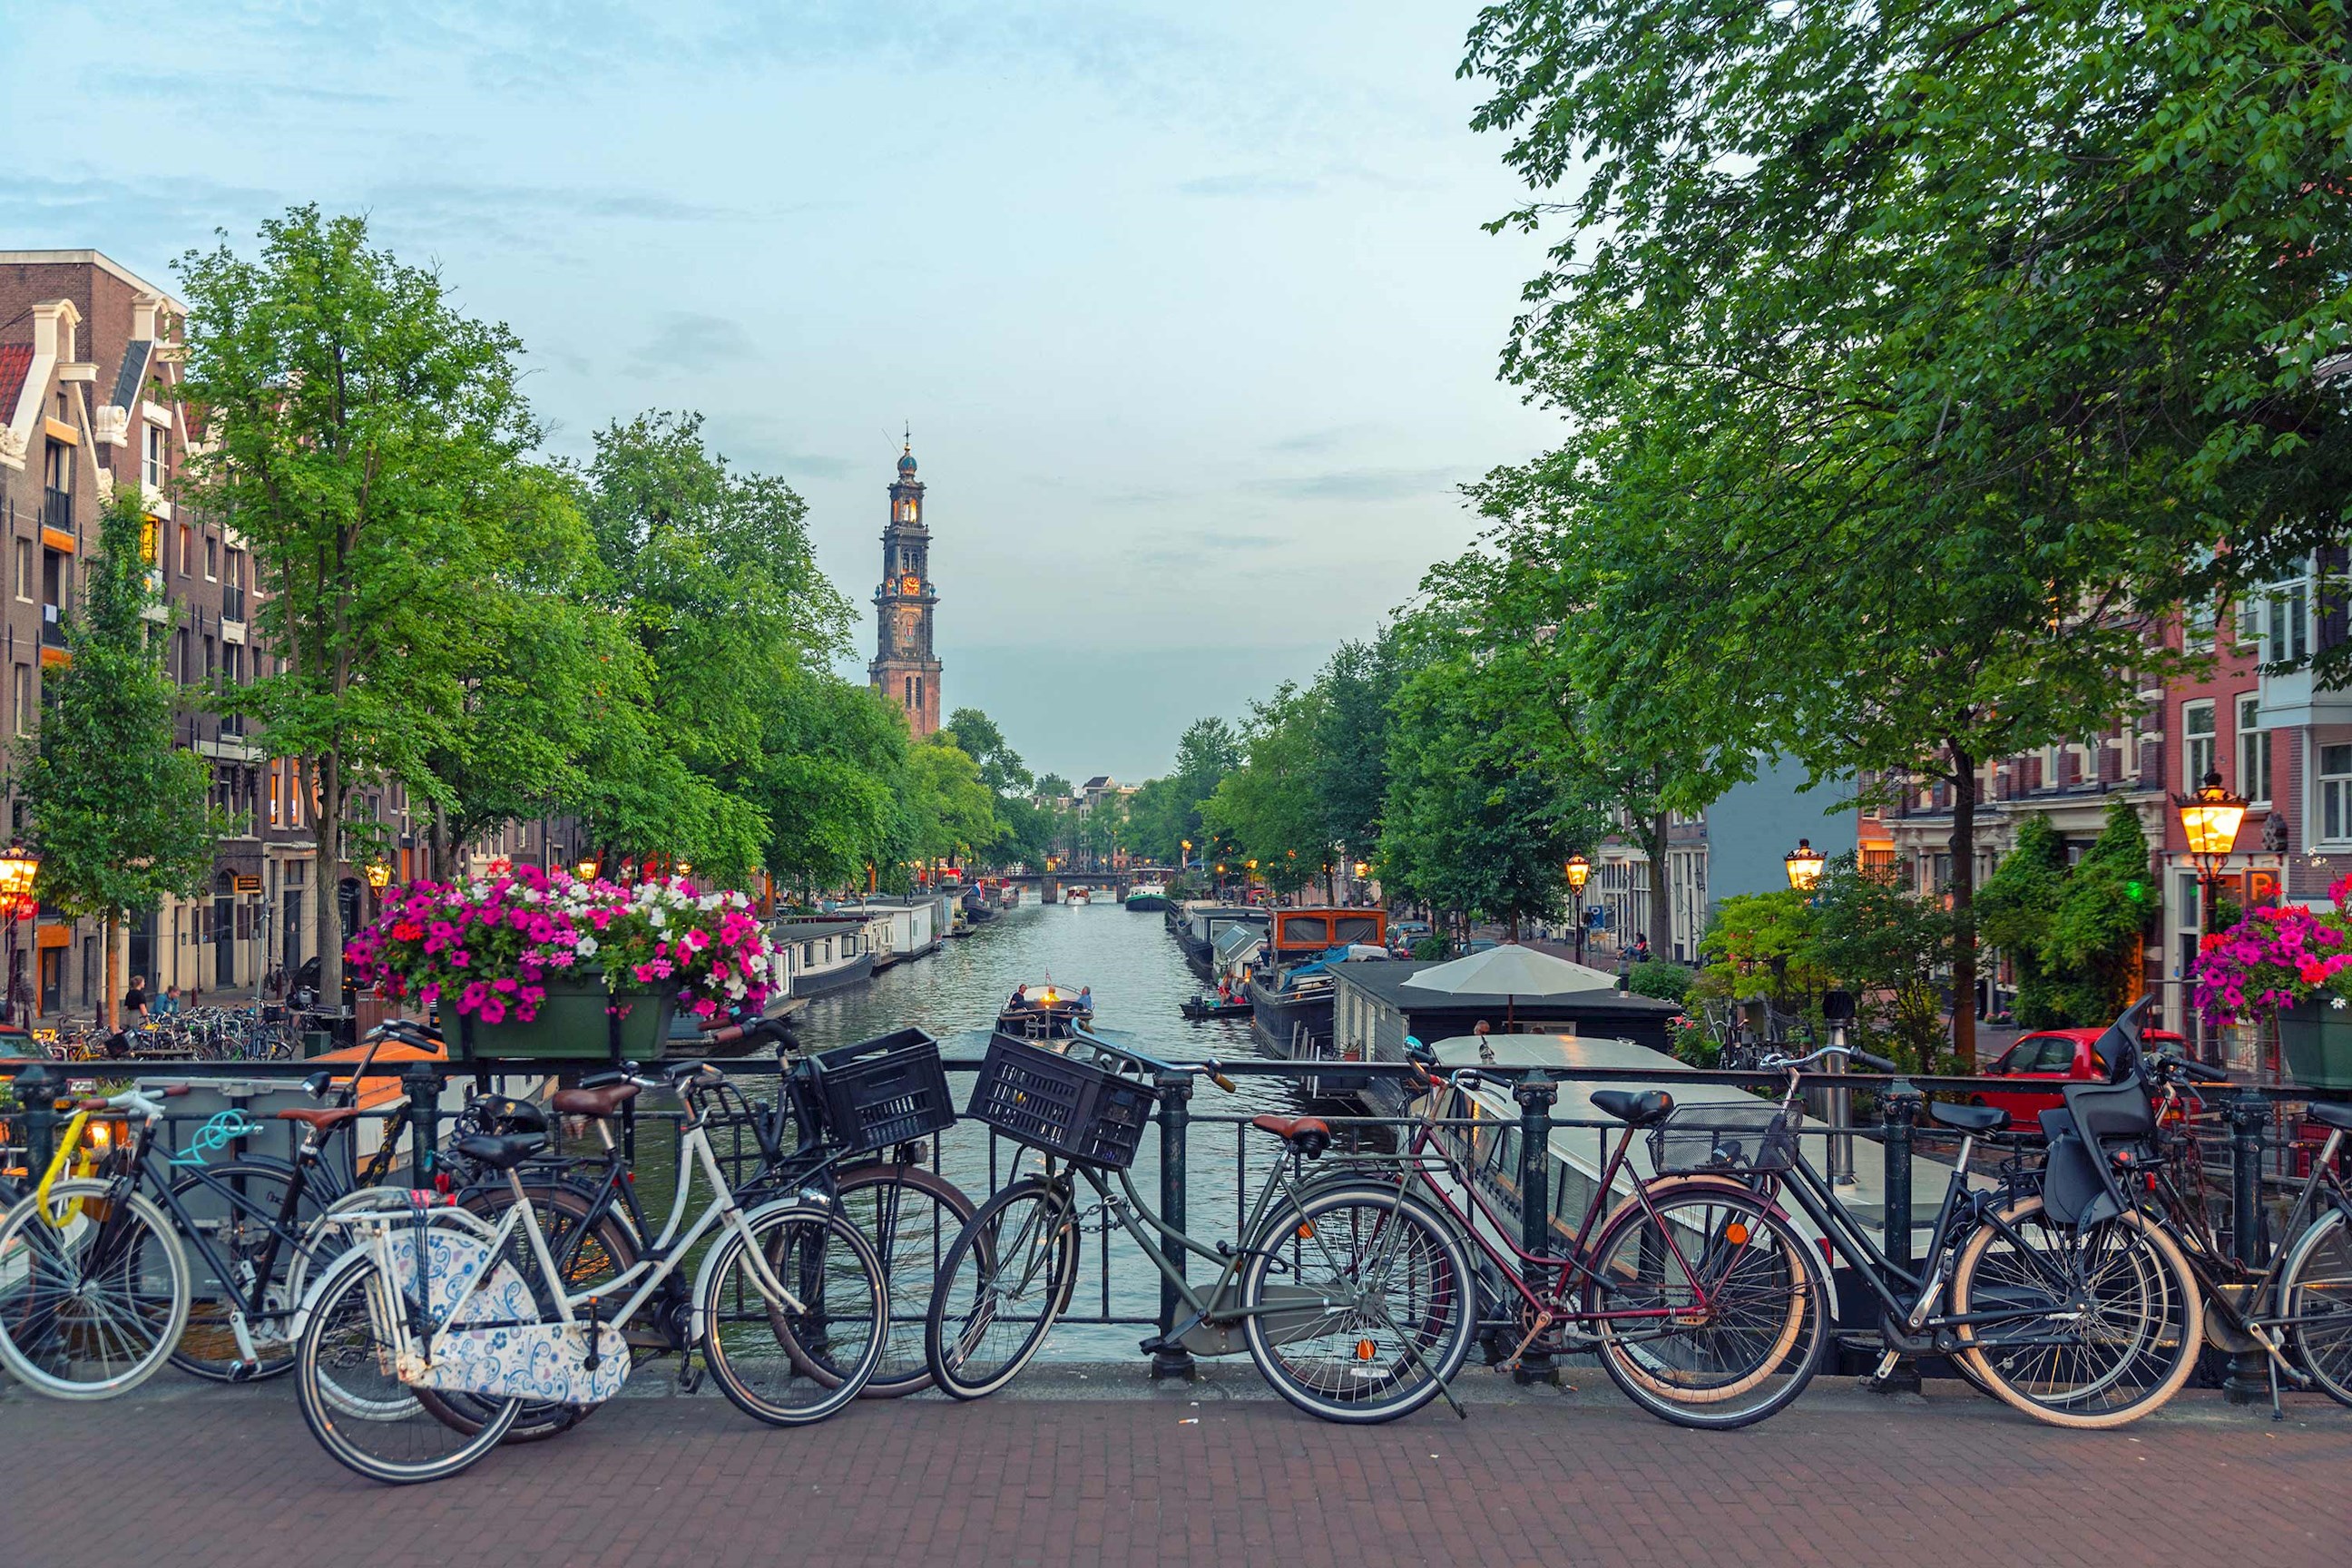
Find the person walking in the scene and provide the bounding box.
[122,975,151,1024]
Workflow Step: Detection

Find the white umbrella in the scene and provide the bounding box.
[1401,942,1620,1028]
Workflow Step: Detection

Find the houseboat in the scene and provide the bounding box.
[1172,902,1269,977]
[773,917,875,998]
[846,897,945,971]
[1123,881,1171,912]
[1245,908,1391,1060]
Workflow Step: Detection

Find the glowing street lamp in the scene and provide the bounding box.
[1565,854,1592,963]
[2177,769,2249,1062]
[574,856,601,881]
[1784,838,1826,892]
[0,840,41,915]
[365,861,392,891]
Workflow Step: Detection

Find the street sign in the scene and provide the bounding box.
[233,875,263,894]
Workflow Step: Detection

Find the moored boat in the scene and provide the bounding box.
[773,917,876,997]
[1245,908,1390,1083]
[1180,993,1254,1021]
[1123,881,1170,912]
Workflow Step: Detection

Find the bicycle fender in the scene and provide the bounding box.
[1601,1173,1800,1236]
[688,1196,831,1348]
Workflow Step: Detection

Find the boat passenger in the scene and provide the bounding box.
[1009,984,1028,1010]
[1076,985,1093,1013]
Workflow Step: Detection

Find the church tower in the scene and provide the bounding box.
[869,436,942,737]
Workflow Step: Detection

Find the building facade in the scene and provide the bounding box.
[869,440,941,738]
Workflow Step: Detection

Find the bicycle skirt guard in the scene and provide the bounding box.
[385,1225,630,1406]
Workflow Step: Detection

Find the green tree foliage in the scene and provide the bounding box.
[1981,803,2156,1027]
[1977,817,2074,1027]
[1202,683,1337,895]
[895,735,1002,874]
[1310,638,1396,862]
[1698,892,1829,1010]
[176,206,536,999]
[1807,857,1957,1068]
[943,707,1033,799]
[20,490,230,1025]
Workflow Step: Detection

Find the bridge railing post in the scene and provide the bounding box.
[1512,1073,1558,1385]
[1152,1071,1194,1379]
[2224,1092,2272,1404]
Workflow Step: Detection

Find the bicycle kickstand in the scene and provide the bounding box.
[676,1346,704,1396]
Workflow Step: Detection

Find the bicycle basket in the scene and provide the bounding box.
[1647,1101,1797,1176]
[965,1032,1160,1170]
[806,1028,956,1154]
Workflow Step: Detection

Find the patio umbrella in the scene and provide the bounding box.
[1401,942,1619,1029]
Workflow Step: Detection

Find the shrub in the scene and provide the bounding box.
[1628,959,1692,1003]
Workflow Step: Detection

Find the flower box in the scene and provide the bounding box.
[2276,1001,2352,1091]
[450,975,675,1064]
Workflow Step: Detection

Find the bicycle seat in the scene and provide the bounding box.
[1250,1114,1332,1157]
[2308,1102,2352,1132]
[1591,1089,1673,1126]
[277,1106,367,1132]
[453,1132,548,1171]
[551,1083,641,1118]
[1926,1101,2007,1133]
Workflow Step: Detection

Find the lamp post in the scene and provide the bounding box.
[1783,838,1826,893]
[574,856,601,882]
[1566,854,1592,965]
[0,842,38,1025]
[2176,769,2249,1063]
[1181,839,1191,875]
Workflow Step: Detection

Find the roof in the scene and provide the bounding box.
[1081,775,1112,789]
[0,345,30,422]
[0,250,185,310]
[771,918,866,938]
[1331,958,1681,1019]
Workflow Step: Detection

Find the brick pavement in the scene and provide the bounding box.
[1,1372,2347,1568]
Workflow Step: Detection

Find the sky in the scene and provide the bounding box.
[0,0,1565,782]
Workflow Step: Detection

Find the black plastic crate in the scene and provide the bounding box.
[808,1027,956,1154]
[965,1033,1160,1170]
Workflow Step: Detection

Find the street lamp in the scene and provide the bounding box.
[1181,839,1191,872]
[574,856,601,881]
[0,842,37,1025]
[2177,768,2249,1061]
[1566,853,1592,965]
[1784,838,1826,892]
[365,860,392,891]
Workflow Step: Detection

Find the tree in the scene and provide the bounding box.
[1808,857,1958,1069]
[19,490,228,1026]
[177,207,535,1004]
[1980,803,2157,1027]
[943,707,1034,799]
[1201,684,1337,896]
[1310,638,1396,864]
[1977,818,2075,1028]
[896,735,1000,871]
[1034,773,1073,802]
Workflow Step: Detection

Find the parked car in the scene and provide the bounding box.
[1973,1024,2191,1124]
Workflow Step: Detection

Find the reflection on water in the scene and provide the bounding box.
[794,898,1319,1358]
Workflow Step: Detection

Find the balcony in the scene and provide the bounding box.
[40,487,69,534]
[39,603,64,650]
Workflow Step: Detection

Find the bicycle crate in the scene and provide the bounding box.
[1647,1101,1798,1176]
[806,1027,956,1154]
[965,1032,1160,1171]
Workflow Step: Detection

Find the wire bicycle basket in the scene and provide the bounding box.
[1648,1101,1798,1176]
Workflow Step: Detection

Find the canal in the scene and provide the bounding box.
[794,897,1318,1359]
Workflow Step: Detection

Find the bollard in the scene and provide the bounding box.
[404,1062,440,1189]
[2223,1092,2271,1404]
[13,1062,56,1186]
[1513,1073,1559,1385]
[1872,1087,1923,1394]
[1152,1072,1194,1379]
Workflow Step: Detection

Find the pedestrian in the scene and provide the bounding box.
[122,975,150,1023]
[1475,1019,1495,1064]
[155,984,181,1018]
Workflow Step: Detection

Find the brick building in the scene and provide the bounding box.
[870,438,941,737]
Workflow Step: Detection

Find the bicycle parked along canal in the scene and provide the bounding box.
[924,1030,1481,1424]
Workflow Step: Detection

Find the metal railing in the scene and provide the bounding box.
[40,486,70,535]
[1,1053,2341,1383]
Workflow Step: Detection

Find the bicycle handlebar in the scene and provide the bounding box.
[2152,1052,2232,1085]
[1760,1043,1901,1074]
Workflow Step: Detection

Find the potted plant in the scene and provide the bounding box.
[2192,876,2352,1088]
[345,866,783,1062]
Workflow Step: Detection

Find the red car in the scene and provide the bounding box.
[1974,1025,2191,1125]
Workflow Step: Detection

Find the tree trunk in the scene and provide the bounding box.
[430,798,451,882]
[316,750,344,1012]
[1948,742,1979,1070]
[103,914,119,1031]
[1645,816,1671,958]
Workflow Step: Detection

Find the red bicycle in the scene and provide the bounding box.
[1394,1046,1832,1428]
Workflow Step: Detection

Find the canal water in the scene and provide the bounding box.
[794,897,1318,1359]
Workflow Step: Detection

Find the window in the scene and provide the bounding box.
[2321,745,2352,845]
[202,634,216,682]
[11,538,27,603]
[203,535,218,581]
[11,664,28,738]
[142,423,167,489]
[2185,600,2218,655]
[268,766,279,828]
[173,627,190,685]
[2181,701,2216,791]
[2239,696,2270,807]
[2267,574,2311,667]
[177,524,192,577]
[224,643,244,687]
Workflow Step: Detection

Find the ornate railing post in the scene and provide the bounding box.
[2223,1092,2272,1404]
[405,1062,441,1189]
[1513,1073,1558,1384]
[1152,1071,1194,1379]
[13,1061,56,1186]
[1871,1085,1922,1393]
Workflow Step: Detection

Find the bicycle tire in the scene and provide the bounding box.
[1239,1181,1476,1424]
[294,1247,521,1485]
[698,1200,888,1426]
[1583,1181,1828,1430]
[1950,1196,2201,1428]
[828,1161,976,1397]
[2278,1203,2352,1407]
[0,1180,191,1399]
[163,1160,331,1382]
[924,1176,1080,1400]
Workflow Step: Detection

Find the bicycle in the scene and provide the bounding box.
[1737,1027,2203,1429]
[924,1032,1479,1424]
[1387,1041,1830,1429]
[0,1030,415,1395]
[293,1057,890,1484]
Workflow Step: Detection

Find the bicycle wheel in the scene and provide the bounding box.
[0,1181,190,1399]
[294,1248,521,1485]
[924,1176,1080,1400]
[1949,1196,2201,1428]
[832,1161,976,1397]
[1240,1181,1476,1424]
[699,1201,887,1425]
[1583,1181,1828,1429]
[165,1161,329,1382]
[2278,1205,2352,1407]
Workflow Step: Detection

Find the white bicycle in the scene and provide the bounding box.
[292,1060,889,1484]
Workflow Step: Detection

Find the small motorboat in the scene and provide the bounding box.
[1065,887,1092,906]
[998,983,1094,1040]
[1180,994,1253,1021]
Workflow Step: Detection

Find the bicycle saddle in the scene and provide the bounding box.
[277,1106,367,1132]
[552,1082,641,1118]
[2309,1102,2352,1132]
[1591,1089,1673,1127]
[1925,1100,2007,1134]
[452,1132,548,1171]
[1250,1114,1332,1158]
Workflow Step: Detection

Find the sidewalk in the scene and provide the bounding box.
[3,1367,2347,1567]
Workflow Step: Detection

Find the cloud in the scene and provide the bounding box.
[625,311,756,377]
[1263,423,1379,455]
[1178,172,1319,200]
[1264,466,1466,502]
